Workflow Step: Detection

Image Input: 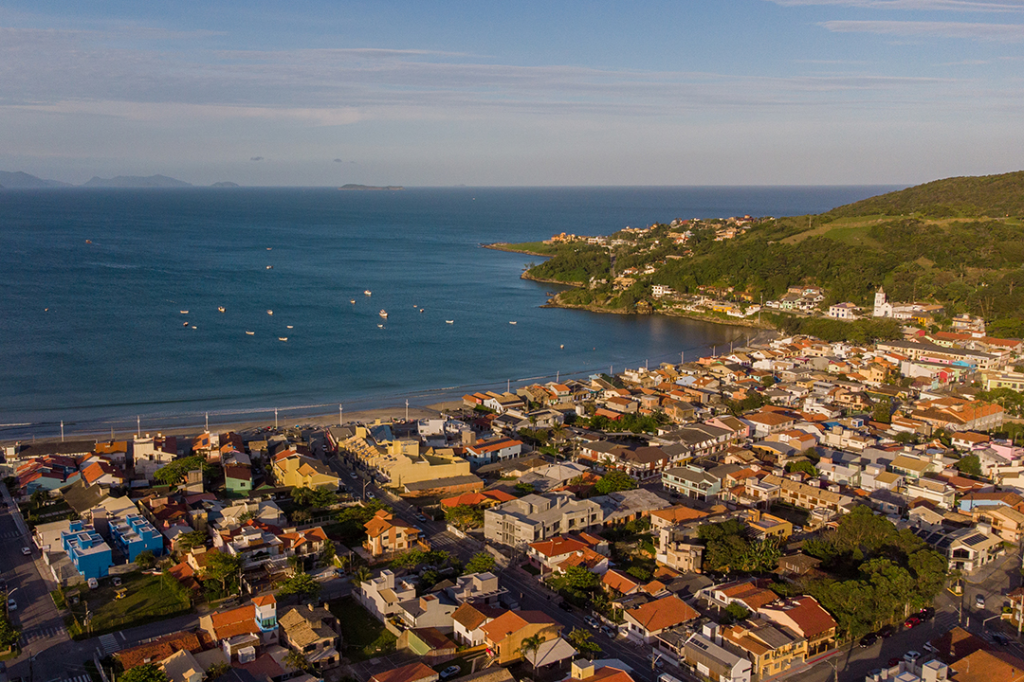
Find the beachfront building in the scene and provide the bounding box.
[271,450,341,491]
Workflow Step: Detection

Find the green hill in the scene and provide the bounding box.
[510,170,1024,337]
[825,170,1024,219]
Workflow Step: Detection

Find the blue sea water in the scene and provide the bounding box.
[0,185,897,439]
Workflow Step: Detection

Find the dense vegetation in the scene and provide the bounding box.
[824,170,1024,219]
[512,171,1024,329]
[795,506,947,638]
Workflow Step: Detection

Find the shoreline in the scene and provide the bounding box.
[481,242,556,258]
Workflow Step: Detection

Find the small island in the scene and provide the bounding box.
[489,170,1024,342]
[337,184,404,191]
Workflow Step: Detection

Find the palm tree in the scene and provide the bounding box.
[354,566,372,585]
[284,650,312,673]
[517,633,546,670]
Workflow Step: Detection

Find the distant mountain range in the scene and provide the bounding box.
[0,171,241,188]
[0,171,73,188]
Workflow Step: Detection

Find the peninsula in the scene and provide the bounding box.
[490,170,1024,342]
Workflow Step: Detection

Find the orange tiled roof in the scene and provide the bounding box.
[625,595,698,633]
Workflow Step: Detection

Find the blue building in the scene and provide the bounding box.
[61,521,113,581]
[110,513,164,562]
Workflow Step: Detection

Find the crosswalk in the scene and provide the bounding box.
[19,625,67,644]
[58,675,92,682]
[431,533,458,550]
[0,530,23,540]
[99,633,121,656]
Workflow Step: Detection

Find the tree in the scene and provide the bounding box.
[568,628,601,658]
[176,530,208,552]
[284,650,313,673]
[954,454,982,477]
[724,603,750,621]
[786,461,819,478]
[353,566,372,585]
[872,399,892,424]
[445,504,484,530]
[292,486,338,509]
[31,489,48,509]
[205,551,243,593]
[134,551,156,570]
[514,482,536,496]
[0,614,21,649]
[153,456,208,486]
[205,663,230,681]
[277,572,321,599]
[119,664,169,682]
[464,551,496,575]
[563,566,600,592]
[594,470,637,495]
[318,541,337,568]
[517,633,546,669]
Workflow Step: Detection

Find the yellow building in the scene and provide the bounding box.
[271,450,341,491]
[341,426,471,487]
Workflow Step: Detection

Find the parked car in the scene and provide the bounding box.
[20,547,30,556]
[602,625,617,638]
[558,601,573,612]
[923,642,938,654]
[439,666,461,680]
[878,624,896,638]
[112,576,122,587]
[87,577,99,589]
[859,633,878,648]
[585,616,601,629]
[919,607,935,621]
[365,492,376,499]
[904,615,922,629]
[992,633,1010,646]
[975,594,986,609]
[416,514,428,522]
[887,658,901,668]
[904,651,922,663]
[5,598,15,612]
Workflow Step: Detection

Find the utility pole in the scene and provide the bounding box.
[339,404,343,425]
[205,412,209,432]
[275,408,278,429]
[60,421,64,442]
[137,415,141,437]
[406,399,409,422]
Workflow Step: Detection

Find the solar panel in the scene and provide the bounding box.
[962,534,987,547]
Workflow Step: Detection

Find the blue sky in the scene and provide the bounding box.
[2,1,1023,186]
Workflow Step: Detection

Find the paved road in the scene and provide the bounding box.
[1,484,74,682]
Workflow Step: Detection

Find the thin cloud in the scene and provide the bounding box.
[822,19,1024,39]
[772,0,1024,11]
[333,158,343,162]
[250,156,264,161]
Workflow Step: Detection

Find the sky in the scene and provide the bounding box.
[1,0,1023,186]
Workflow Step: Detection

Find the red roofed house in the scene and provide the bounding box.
[364,509,422,558]
[704,580,780,612]
[198,596,278,662]
[602,569,640,596]
[527,534,610,575]
[279,526,330,558]
[81,460,124,488]
[370,661,439,682]
[757,596,838,656]
[440,490,516,509]
[623,595,698,643]
[479,610,562,664]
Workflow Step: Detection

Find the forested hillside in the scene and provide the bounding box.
[516,171,1024,336]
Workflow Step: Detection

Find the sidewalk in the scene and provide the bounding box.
[0,483,61,593]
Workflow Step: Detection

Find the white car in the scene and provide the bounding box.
[439,666,461,680]
[21,546,31,556]
[923,642,938,654]
[88,577,99,589]
[904,651,922,663]
[6,598,16,611]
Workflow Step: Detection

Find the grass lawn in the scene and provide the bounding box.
[327,595,396,661]
[69,572,190,636]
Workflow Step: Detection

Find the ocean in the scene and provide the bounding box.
[0,185,898,440]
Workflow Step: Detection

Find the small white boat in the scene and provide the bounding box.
[279,337,288,342]
[218,306,225,313]
[445,320,454,324]
[183,322,189,327]
[266,265,273,270]
[191,325,197,329]
[266,247,272,250]
[377,324,384,328]
[180,310,188,314]
[379,309,388,319]
[509,321,517,325]
[350,299,356,304]
[267,310,273,315]
[287,325,293,329]
[364,290,372,296]
[246,331,255,335]
[420,308,425,313]
[560,344,564,349]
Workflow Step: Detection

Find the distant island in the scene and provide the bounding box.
[82,174,193,188]
[210,181,240,188]
[337,184,404,191]
[489,170,1024,340]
